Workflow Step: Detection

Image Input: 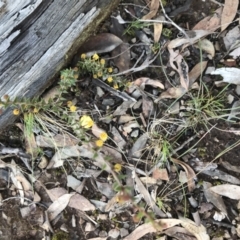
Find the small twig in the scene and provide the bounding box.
[172,131,204,155]
[91,78,136,102]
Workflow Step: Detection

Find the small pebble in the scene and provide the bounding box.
[38,156,48,169]
[120,228,129,238]
[85,222,95,232]
[99,231,108,238]
[108,229,120,239]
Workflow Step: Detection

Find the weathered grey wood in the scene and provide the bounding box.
[0,0,119,130]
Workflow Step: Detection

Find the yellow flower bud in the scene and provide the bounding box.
[107,76,113,83]
[95,139,104,147]
[70,105,77,112]
[97,72,103,77]
[92,53,99,61]
[99,132,108,142]
[13,109,20,115]
[80,115,94,129]
[67,101,73,107]
[114,163,122,172]
[81,53,86,59]
[100,59,105,65]
[113,83,119,89]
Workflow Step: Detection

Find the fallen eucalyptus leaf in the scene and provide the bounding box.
[193,7,222,31]
[47,193,75,221]
[221,0,239,32]
[202,181,228,218]
[68,194,96,211]
[209,184,240,200]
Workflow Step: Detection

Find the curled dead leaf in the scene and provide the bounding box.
[195,39,215,58]
[78,33,123,56]
[171,158,196,192]
[221,0,239,32]
[193,7,222,31]
[155,87,186,102]
[142,0,160,20]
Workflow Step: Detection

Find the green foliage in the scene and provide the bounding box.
[162,28,172,38]
[186,85,228,128]
[124,20,152,36]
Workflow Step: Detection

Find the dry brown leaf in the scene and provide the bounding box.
[155,87,187,101]
[134,173,166,217]
[179,217,210,240]
[101,146,124,164]
[123,221,157,240]
[112,43,130,72]
[154,22,163,43]
[153,15,165,42]
[196,39,215,58]
[152,168,169,181]
[171,158,196,192]
[209,184,240,200]
[45,187,67,202]
[168,48,189,90]
[123,219,182,240]
[189,61,208,87]
[43,86,60,102]
[164,226,195,239]
[130,77,164,90]
[142,0,160,20]
[36,133,79,148]
[128,133,148,158]
[202,182,228,217]
[193,7,222,31]
[68,193,96,211]
[221,161,240,173]
[221,0,239,32]
[140,177,157,186]
[168,30,212,49]
[78,33,123,56]
[47,193,75,221]
[142,95,154,119]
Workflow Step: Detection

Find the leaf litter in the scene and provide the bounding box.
[1,0,240,239]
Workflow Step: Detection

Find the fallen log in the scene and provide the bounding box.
[0,0,120,130]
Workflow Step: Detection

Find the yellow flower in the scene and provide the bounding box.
[100,59,105,65]
[81,53,86,59]
[13,109,20,115]
[97,72,102,77]
[113,83,119,89]
[80,115,94,129]
[95,139,104,147]
[92,53,99,61]
[73,67,79,71]
[70,105,77,112]
[114,163,122,172]
[33,108,39,113]
[93,74,97,79]
[107,76,113,83]
[108,67,113,73]
[99,132,108,142]
[67,101,73,107]
[74,74,78,79]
